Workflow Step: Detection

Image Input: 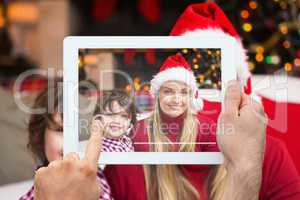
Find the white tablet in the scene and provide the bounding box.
[63,36,237,164]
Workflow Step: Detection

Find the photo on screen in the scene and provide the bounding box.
[77,48,222,154]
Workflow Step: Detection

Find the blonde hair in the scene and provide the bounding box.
[143,96,227,200]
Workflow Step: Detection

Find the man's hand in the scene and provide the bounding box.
[34,125,102,200]
[217,80,267,200]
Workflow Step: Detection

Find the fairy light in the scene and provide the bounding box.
[241,10,250,19]
[272,55,280,65]
[265,55,273,64]
[205,79,212,85]
[256,53,264,62]
[249,1,258,10]
[211,64,216,70]
[279,24,288,34]
[264,55,281,65]
[243,23,253,32]
[294,58,300,67]
[248,61,255,71]
[284,62,292,72]
[198,75,205,83]
[283,40,291,48]
[182,49,188,54]
[255,46,264,54]
[193,64,200,69]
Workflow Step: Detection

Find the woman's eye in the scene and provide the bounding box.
[164,90,173,95]
[121,114,129,119]
[181,90,188,95]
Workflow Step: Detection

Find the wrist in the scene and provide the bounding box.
[225,161,262,200]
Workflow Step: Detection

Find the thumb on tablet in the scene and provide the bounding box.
[224,80,242,119]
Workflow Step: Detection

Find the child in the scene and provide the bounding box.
[19,83,136,200]
[92,89,136,153]
[90,89,137,200]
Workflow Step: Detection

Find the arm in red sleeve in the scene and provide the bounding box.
[103,165,126,200]
[104,165,147,200]
[259,136,300,200]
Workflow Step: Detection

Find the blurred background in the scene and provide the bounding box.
[0,0,299,198]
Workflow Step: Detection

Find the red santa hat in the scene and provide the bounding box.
[170,2,252,95]
[150,53,203,112]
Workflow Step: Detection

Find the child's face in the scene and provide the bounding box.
[99,100,131,139]
[44,112,63,162]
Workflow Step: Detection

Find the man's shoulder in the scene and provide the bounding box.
[260,135,300,199]
[264,135,287,159]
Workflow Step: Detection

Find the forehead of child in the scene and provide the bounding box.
[103,100,130,116]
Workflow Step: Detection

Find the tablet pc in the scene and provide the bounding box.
[63,36,237,164]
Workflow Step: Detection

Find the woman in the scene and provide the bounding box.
[105,54,238,200]
[103,53,300,200]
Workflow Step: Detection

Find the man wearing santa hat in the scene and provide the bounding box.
[33,2,300,200]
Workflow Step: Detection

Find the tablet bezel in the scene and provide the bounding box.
[63,36,237,164]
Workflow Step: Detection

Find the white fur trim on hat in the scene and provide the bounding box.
[150,67,204,112]
[183,28,250,88]
[150,67,197,95]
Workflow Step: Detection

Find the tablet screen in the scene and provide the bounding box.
[77,48,221,154]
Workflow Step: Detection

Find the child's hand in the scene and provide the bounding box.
[91,115,106,136]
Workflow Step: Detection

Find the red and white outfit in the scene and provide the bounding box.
[102,2,300,200]
[102,135,134,152]
[105,115,300,200]
[19,135,134,200]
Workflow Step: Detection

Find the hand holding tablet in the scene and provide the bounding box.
[217,80,266,170]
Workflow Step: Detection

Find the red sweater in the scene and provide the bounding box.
[104,113,300,200]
